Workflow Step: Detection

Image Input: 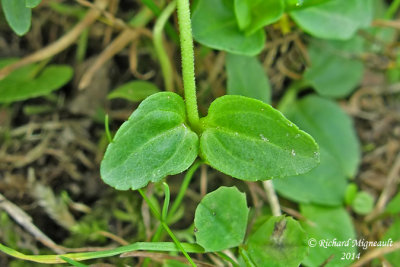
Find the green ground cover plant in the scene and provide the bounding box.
[0,0,400,266]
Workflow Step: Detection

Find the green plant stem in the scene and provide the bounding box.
[238,247,256,267]
[76,28,89,62]
[151,160,202,242]
[140,0,179,43]
[129,6,154,26]
[161,182,171,222]
[59,256,89,267]
[176,0,200,131]
[0,242,204,264]
[104,114,112,143]
[385,0,400,19]
[168,160,202,220]
[215,252,240,267]
[276,81,307,113]
[153,1,176,92]
[138,189,197,267]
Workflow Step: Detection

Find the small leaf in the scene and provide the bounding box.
[107,81,161,102]
[226,53,271,103]
[290,0,373,40]
[100,92,198,190]
[351,191,374,215]
[344,183,358,205]
[274,95,360,205]
[303,37,364,98]
[301,204,356,267]
[200,95,320,181]
[192,0,265,56]
[382,217,400,265]
[0,59,73,103]
[1,0,31,36]
[25,0,41,8]
[234,0,284,35]
[246,216,308,267]
[386,192,400,215]
[194,186,249,251]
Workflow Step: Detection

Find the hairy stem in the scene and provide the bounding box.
[176,0,200,130]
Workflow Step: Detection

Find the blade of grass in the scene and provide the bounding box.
[0,242,204,264]
[59,256,89,267]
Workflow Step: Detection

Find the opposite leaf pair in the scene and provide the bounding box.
[100,92,320,190]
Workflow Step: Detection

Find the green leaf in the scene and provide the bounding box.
[287,95,360,177]
[290,0,373,40]
[386,192,400,215]
[194,186,249,251]
[344,183,358,205]
[192,0,265,56]
[100,92,198,190]
[234,0,284,35]
[107,81,161,102]
[234,0,251,30]
[0,59,73,103]
[246,216,308,267]
[351,191,374,215]
[274,95,360,205]
[285,0,333,11]
[301,204,356,267]
[1,0,31,35]
[382,217,400,265]
[200,95,320,181]
[59,256,89,267]
[226,53,271,103]
[274,148,347,206]
[303,37,364,98]
[25,0,41,8]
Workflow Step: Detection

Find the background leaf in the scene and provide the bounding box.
[303,37,364,98]
[301,204,357,267]
[226,53,271,103]
[290,0,373,40]
[386,192,400,215]
[351,191,374,215]
[25,0,41,8]
[382,216,400,265]
[100,92,198,190]
[200,95,319,181]
[234,0,284,35]
[0,59,73,103]
[246,216,308,267]
[1,0,31,35]
[274,95,360,205]
[192,0,265,56]
[107,81,161,102]
[284,0,333,11]
[194,186,249,251]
